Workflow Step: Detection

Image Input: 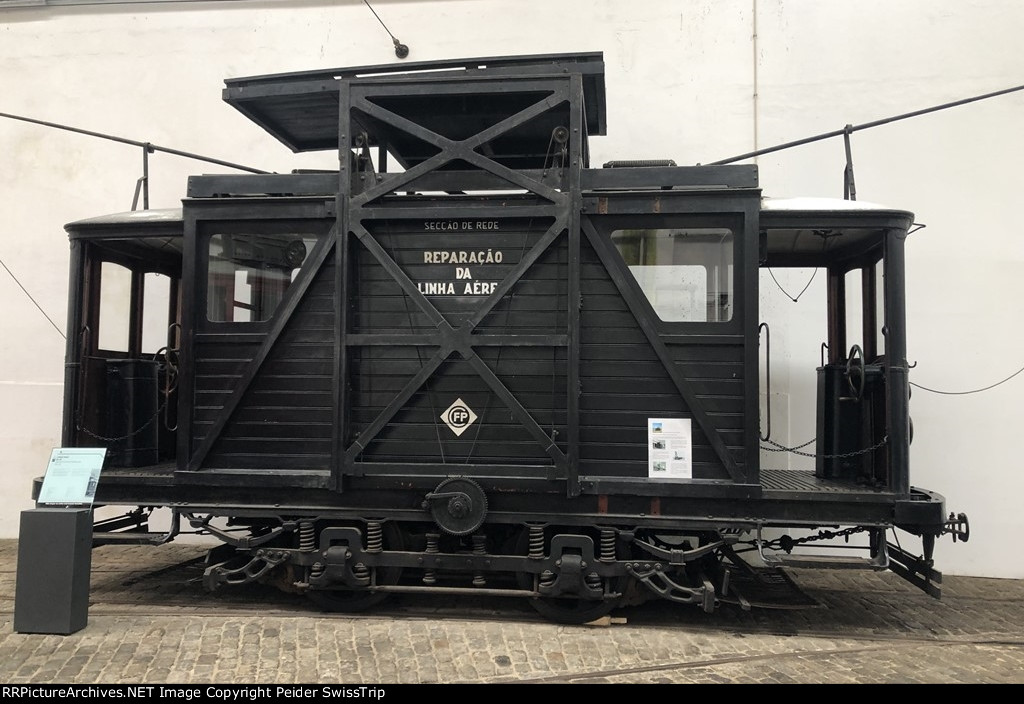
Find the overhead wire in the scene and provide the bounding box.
[910,366,1024,395]
[0,256,65,340]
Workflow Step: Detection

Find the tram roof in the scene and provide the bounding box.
[221,53,607,167]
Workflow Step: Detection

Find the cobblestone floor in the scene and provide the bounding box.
[1,541,1022,684]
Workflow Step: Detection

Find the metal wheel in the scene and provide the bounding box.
[306,521,404,613]
[514,527,623,625]
[525,592,620,625]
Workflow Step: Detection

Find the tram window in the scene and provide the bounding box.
[98,261,131,351]
[875,260,886,356]
[207,233,315,323]
[845,268,863,352]
[612,228,734,322]
[141,272,171,354]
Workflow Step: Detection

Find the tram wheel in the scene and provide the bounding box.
[514,526,624,625]
[526,593,620,625]
[306,521,404,613]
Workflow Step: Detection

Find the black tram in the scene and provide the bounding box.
[48,53,968,623]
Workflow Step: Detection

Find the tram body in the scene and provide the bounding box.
[46,53,965,622]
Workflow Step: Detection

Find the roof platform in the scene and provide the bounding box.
[223,52,607,170]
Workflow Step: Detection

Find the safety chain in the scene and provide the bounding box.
[76,396,169,444]
[753,526,869,554]
[760,435,888,459]
[75,342,179,444]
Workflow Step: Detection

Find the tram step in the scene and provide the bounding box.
[93,532,170,546]
[764,554,887,570]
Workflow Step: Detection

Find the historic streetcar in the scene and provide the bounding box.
[45,53,969,623]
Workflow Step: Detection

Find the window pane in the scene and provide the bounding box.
[207,233,316,323]
[612,228,734,322]
[875,260,886,355]
[98,261,131,351]
[141,272,171,353]
[845,268,863,352]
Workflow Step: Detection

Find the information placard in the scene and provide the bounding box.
[647,418,692,479]
[36,448,107,506]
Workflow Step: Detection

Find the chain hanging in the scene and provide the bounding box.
[760,435,888,459]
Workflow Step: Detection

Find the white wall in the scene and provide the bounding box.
[1,0,1021,577]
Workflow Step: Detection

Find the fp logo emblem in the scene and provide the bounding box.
[441,398,478,437]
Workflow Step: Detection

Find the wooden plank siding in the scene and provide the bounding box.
[194,258,336,471]
[578,237,744,480]
[351,222,567,466]
[186,214,745,481]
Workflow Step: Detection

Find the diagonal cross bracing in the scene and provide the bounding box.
[350,89,569,205]
[580,217,743,482]
[344,221,569,469]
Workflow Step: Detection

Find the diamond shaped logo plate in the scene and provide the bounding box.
[441,398,478,437]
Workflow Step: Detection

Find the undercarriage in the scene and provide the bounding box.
[91,501,969,624]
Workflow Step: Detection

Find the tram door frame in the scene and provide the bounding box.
[65,235,182,466]
[817,249,891,488]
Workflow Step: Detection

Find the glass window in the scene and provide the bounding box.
[141,272,172,353]
[98,261,131,351]
[207,233,316,323]
[875,260,886,356]
[845,268,863,351]
[612,227,734,322]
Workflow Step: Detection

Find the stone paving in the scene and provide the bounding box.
[1,540,1022,684]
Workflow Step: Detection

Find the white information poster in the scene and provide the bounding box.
[648,418,692,479]
[37,448,107,506]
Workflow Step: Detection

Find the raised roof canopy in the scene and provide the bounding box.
[223,52,607,170]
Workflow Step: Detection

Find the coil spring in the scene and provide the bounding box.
[310,562,324,578]
[423,533,440,585]
[472,534,487,587]
[585,572,603,592]
[366,521,383,553]
[600,528,616,562]
[528,524,545,559]
[539,570,556,589]
[352,563,370,581]
[298,520,316,552]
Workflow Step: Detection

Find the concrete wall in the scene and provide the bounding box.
[1,0,1021,577]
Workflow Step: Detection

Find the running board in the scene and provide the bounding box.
[763,554,889,570]
[93,531,174,546]
[757,528,889,571]
[92,508,180,547]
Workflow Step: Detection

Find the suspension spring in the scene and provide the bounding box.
[529,524,545,559]
[352,563,370,581]
[366,521,383,553]
[298,520,316,552]
[310,562,324,578]
[472,534,487,587]
[585,572,603,592]
[600,528,616,562]
[423,533,440,585]
[539,570,556,589]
